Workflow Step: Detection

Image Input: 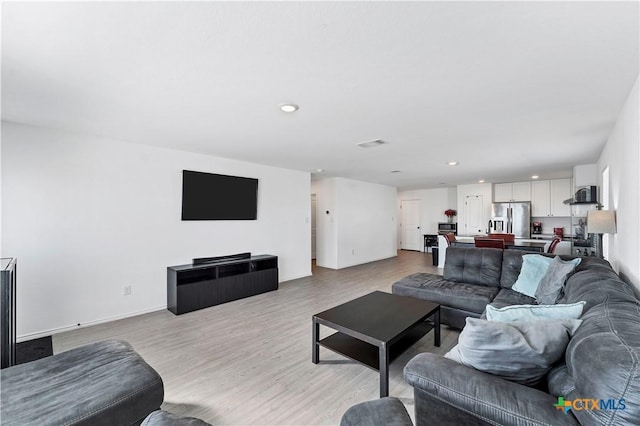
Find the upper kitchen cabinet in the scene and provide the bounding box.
[494,182,531,202]
[531,178,572,217]
[550,179,572,216]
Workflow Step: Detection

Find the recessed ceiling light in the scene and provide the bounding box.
[531,175,539,179]
[447,161,459,166]
[316,168,324,173]
[357,139,387,148]
[478,179,485,183]
[279,103,299,113]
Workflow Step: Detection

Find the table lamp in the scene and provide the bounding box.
[587,210,616,258]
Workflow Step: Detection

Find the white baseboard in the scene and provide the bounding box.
[337,253,398,270]
[280,271,312,282]
[17,305,167,342]
[315,253,398,270]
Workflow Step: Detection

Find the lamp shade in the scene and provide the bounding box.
[587,210,616,234]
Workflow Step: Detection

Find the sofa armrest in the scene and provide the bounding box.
[142,410,211,425]
[404,353,579,426]
[340,397,413,426]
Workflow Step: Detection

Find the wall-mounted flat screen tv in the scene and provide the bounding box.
[181,170,258,220]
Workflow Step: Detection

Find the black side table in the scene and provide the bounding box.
[423,234,438,252]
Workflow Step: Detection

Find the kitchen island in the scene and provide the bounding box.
[452,237,547,253]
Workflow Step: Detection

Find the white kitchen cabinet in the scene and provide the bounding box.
[494,184,512,202]
[532,178,572,217]
[512,182,532,201]
[532,181,551,216]
[494,181,531,202]
[550,178,572,216]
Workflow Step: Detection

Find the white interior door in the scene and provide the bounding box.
[401,199,421,251]
[465,195,484,235]
[311,194,317,260]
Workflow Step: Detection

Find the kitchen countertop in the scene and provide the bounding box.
[454,235,572,255]
[457,236,549,243]
[529,234,557,240]
[452,238,547,252]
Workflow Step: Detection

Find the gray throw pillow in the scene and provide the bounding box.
[445,317,582,386]
[535,256,581,305]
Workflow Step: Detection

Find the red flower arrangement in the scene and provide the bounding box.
[444,209,457,217]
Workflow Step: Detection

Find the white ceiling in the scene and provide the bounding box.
[2,1,638,190]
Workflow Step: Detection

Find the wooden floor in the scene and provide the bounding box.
[54,250,459,425]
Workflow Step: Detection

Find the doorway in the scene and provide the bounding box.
[464,195,484,235]
[311,194,317,260]
[400,199,421,251]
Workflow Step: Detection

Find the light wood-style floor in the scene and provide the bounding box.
[54,250,459,425]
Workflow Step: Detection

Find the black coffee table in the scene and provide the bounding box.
[312,291,440,397]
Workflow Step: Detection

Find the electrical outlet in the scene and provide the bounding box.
[123,285,132,296]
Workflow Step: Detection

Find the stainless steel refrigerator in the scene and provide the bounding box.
[489,202,531,238]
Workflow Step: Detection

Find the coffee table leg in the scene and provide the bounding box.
[434,308,441,347]
[312,317,319,364]
[379,344,389,398]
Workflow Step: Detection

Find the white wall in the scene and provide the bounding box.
[597,76,640,292]
[313,177,396,269]
[456,183,493,236]
[1,122,312,338]
[397,187,457,245]
[573,164,597,190]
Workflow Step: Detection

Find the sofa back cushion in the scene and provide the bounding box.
[499,249,525,288]
[551,261,640,425]
[444,247,503,287]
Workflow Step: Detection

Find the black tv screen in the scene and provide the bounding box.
[181,170,258,220]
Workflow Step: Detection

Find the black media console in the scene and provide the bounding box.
[167,254,278,315]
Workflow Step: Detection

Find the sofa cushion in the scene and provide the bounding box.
[490,288,536,309]
[547,365,576,397]
[340,397,412,426]
[392,273,499,314]
[499,249,525,288]
[560,261,637,309]
[0,340,163,426]
[443,247,503,287]
[485,301,585,322]
[142,410,211,426]
[445,317,582,386]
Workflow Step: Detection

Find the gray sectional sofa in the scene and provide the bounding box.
[1,340,164,425]
[368,246,640,425]
[393,247,535,329]
[0,339,211,425]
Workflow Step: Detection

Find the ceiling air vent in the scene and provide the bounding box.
[357,139,387,148]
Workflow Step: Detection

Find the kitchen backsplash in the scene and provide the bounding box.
[531,216,572,236]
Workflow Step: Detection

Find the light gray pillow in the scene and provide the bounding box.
[535,256,581,304]
[485,301,585,322]
[445,317,582,386]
